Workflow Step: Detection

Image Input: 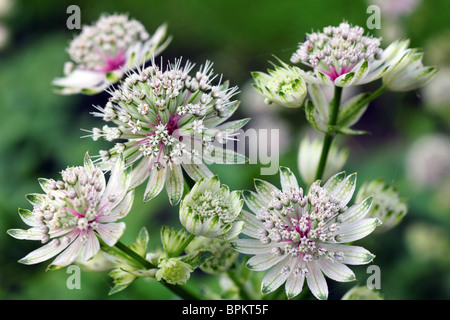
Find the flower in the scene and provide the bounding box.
[52,13,171,95]
[298,135,348,185]
[355,179,407,233]
[231,167,380,300]
[252,59,307,108]
[290,21,390,87]
[88,57,249,205]
[382,40,438,91]
[8,152,133,268]
[155,257,194,285]
[186,236,239,274]
[179,175,245,240]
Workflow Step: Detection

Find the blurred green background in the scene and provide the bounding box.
[0,0,449,300]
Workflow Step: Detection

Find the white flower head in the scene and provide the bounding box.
[88,57,249,205]
[252,58,307,108]
[290,21,390,87]
[8,152,134,268]
[52,13,171,95]
[355,179,407,233]
[382,40,438,92]
[232,167,380,300]
[179,175,245,240]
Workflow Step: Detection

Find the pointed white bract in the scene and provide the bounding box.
[8,153,133,268]
[231,167,380,300]
[290,21,390,87]
[179,176,245,240]
[89,57,249,205]
[52,14,171,95]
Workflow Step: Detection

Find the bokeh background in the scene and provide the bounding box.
[0,0,449,300]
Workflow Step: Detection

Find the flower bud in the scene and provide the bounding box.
[355,179,407,233]
[179,175,244,240]
[382,41,438,92]
[186,236,239,274]
[298,136,348,185]
[252,59,307,108]
[155,258,193,285]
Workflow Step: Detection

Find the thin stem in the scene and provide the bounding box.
[114,240,155,269]
[315,86,343,181]
[112,240,202,300]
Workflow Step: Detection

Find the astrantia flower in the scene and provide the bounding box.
[232,167,380,300]
[290,21,389,87]
[252,59,307,108]
[381,40,438,91]
[8,153,133,268]
[88,57,249,205]
[52,13,171,95]
[179,175,245,240]
[355,179,407,233]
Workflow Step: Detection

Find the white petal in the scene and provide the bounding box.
[254,179,280,203]
[338,196,373,224]
[337,218,381,243]
[52,69,106,92]
[52,236,84,267]
[130,157,153,190]
[96,222,126,246]
[230,239,277,255]
[238,209,264,238]
[8,228,42,241]
[18,237,72,265]
[242,190,266,214]
[279,166,300,191]
[246,252,287,271]
[261,256,291,294]
[143,165,166,202]
[101,190,134,222]
[83,229,100,261]
[285,260,305,299]
[320,243,375,265]
[181,163,214,181]
[306,260,328,300]
[165,165,184,206]
[318,259,356,282]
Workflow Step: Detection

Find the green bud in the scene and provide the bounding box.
[179,175,245,240]
[156,258,193,285]
[186,236,239,274]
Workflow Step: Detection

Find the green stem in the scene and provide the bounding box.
[227,268,254,300]
[114,240,155,269]
[113,240,201,300]
[169,233,196,258]
[315,86,343,181]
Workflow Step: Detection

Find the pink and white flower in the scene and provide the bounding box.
[231,167,380,299]
[290,21,390,87]
[8,153,133,268]
[52,13,171,95]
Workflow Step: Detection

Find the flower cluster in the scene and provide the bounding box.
[89,57,248,205]
[290,21,388,87]
[53,14,171,94]
[232,167,380,299]
[8,153,133,267]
